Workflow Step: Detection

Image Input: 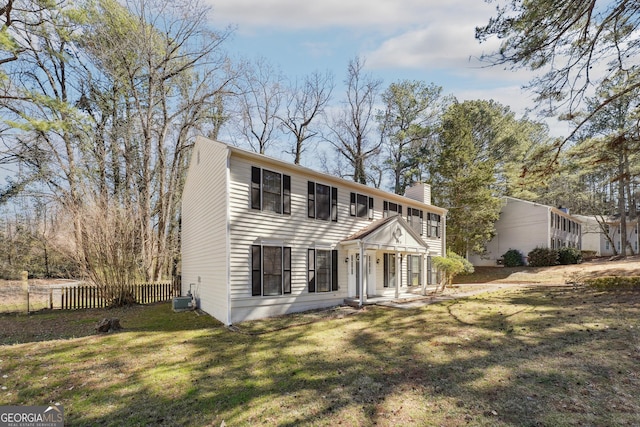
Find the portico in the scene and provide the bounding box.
[340,215,436,306]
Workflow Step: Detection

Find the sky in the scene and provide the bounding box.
[203,0,574,139]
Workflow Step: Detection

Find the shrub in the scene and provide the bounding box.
[432,250,474,291]
[558,247,583,265]
[447,250,474,275]
[502,249,525,267]
[527,247,558,267]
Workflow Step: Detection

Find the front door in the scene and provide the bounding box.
[383,253,396,288]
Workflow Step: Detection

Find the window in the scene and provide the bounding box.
[383,201,402,218]
[407,255,422,287]
[407,208,423,235]
[308,181,338,222]
[251,167,291,214]
[308,249,338,292]
[350,192,373,219]
[251,245,291,296]
[427,213,441,238]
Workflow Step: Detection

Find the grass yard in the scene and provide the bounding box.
[1,282,640,426]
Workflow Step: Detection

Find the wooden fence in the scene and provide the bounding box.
[60,282,180,310]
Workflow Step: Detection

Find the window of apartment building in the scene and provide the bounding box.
[307,249,338,292]
[427,213,441,238]
[251,245,291,296]
[308,181,338,221]
[350,192,374,219]
[383,201,403,218]
[251,167,291,215]
[407,255,422,287]
[407,208,423,235]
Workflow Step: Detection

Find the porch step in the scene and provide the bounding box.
[343,297,377,307]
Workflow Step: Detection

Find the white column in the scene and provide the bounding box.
[421,253,427,296]
[359,242,366,306]
[395,251,401,299]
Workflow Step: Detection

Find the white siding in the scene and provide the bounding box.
[227,152,444,323]
[181,137,230,324]
[472,198,549,266]
[471,198,584,266]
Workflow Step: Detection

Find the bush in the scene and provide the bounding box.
[527,247,558,267]
[432,250,474,291]
[558,247,583,265]
[502,249,525,267]
[447,250,474,275]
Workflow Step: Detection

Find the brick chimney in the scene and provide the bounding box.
[404,182,431,205]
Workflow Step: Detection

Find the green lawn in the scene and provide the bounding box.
[1,286,640,426]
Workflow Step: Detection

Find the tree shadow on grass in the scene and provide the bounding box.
[3,288,640,426]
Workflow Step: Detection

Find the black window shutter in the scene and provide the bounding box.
[350,192,356,216]
[308,181,315,218]
[251,167,261,210]
[331,187,338,222]
[283,247,291,294]
[368,197,374,219]
[308,249,316,292]
[251,245,262,296]
[331,250,338,291]
[283,175,291,215]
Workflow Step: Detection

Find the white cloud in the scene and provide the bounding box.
[206,0,496,32]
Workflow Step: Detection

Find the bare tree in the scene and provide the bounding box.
[80,0,235,282]
[327,57,382,184]
[0,0,235,291]
[233,57,284,154]
[279,70,333,164]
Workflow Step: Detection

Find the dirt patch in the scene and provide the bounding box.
[461,255,640,285]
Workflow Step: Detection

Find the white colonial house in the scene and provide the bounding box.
[573,214,603,256]
[601,216,640,255]
[181,137,447,325]
[573,214,640,256]
[469,197,582,266]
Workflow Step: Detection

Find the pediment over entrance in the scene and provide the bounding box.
[341,215,428,252]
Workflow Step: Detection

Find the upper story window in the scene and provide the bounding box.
[350,192,374,219]
[407,208,423,235]
[308,181,338,222]
[427,213,441,238]
[251,167,291,215]
[383,201,402,218]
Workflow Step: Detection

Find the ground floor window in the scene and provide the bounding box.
[308,249,338,292]
[252,245,291,296]
[407,255,422,287]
